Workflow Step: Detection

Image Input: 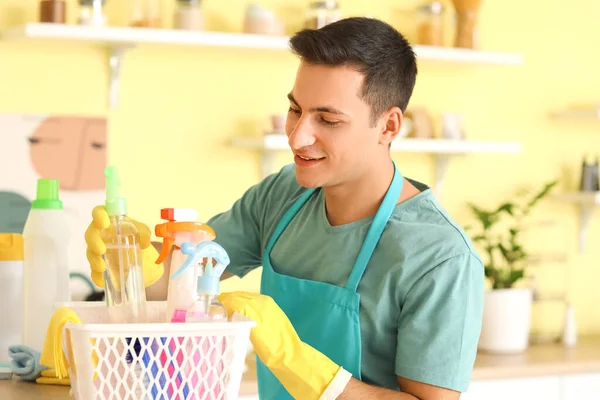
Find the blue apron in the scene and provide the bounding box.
[257,164,404,399]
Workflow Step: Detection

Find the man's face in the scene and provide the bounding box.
[285,62,383,188]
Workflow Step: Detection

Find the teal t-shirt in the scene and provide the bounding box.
[208,164,484,393]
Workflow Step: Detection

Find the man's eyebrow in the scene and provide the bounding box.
[287,92,348,116]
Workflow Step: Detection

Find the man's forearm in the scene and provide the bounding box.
[337,378,419,400]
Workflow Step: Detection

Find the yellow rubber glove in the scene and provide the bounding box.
[218,291,344,400]
[85,205,163,288]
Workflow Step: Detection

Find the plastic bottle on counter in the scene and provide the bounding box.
[101,166,147,323]
[22,179,70,352]
[154,208,216,323]
[0,233,24,378]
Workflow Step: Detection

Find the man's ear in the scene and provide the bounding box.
[378,106,403,146]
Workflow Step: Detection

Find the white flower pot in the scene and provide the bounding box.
[478,288,533,354]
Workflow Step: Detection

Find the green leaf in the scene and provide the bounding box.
[484,266,496,279]
[496,202,515,215]
[526,180,558,209]
[508,269,525,286]
[497,243,512,263]
[472,235,487,242]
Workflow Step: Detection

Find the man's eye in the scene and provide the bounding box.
[288,107,301,114]
[320,118,340,127]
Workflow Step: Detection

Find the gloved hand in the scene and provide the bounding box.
[218,291,349,400]
[85,205,163,288]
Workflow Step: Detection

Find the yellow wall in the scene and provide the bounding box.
[2,0,600,337]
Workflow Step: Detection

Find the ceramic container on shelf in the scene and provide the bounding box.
[40,0,67,23]
[174,0,204,31]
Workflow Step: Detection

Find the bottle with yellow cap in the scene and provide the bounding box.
[22,179,70,352]
[0,233,24,379]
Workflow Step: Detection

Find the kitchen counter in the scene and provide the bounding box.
[2,337,600,399]
[472,336,600,380]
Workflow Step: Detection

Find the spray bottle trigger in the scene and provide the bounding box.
[170,242,199,280]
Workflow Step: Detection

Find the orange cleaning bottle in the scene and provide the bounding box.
[154,208,216,323]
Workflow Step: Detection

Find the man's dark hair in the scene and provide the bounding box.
[289,17,418,126]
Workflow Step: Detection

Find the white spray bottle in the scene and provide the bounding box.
[171,241,231,322]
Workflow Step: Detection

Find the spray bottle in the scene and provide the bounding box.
[101,166,147,323]
[154,208,216,323]
[171,241,231,322]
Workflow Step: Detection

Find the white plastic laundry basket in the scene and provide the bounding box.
[62,301,255,400]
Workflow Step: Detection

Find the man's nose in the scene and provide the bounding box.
[288,117,316,150]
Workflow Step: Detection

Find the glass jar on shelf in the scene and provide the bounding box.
[304,1,341,30]
[77,0,107,27]
[174,0,204,31]
[415,2,444,47]
[129,0,162,28]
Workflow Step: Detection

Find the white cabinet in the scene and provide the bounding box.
[462,376,562,400]
[562,373,600,400]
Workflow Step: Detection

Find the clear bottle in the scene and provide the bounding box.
[169,241,230,323]
[304,1,341,30]
[174,0,203,31]
[101,166,147,324]
[78,0,107,27]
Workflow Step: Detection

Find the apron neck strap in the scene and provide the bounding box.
[346,164,404,292]
[265,188,317,253]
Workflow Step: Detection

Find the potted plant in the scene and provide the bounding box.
[467,180,557,353]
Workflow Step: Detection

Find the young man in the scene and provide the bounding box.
[86,17,484,400]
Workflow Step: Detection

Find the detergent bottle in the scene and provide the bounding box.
[154,208,216,323]
[101,166,147,323]
[22,179,70,351]
[0,233,24,378]
[171,241,231,322]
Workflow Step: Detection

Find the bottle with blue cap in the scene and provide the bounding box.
[101,166,147,323]
[170,241,231,322]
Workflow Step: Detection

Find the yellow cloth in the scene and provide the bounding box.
[218,292,342,400]
[85,205,164,288]
[36,307,82,386]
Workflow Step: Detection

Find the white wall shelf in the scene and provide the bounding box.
[2,23,524,109]
[554,192,600,253]
[231,134,522,198]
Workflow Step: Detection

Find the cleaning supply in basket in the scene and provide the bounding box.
[22,179,71,353]
[174,241,230,322]
[101,166,147,324]
[8,345,47,381]
[164,240,231,398]
[154,207,216,323]
[0,233,25,380]
[36,306,82,385]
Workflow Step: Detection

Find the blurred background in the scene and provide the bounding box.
[0,0,599,398]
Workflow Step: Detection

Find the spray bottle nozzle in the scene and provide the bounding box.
[154,219,216,265]
[104,166,127,217]
[171,241,230,296]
